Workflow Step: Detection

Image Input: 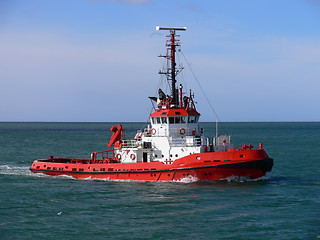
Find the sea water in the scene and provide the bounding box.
[0,122,319,240]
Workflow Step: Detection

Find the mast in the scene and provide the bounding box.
[156,26,186,105]
[170,30,177,103]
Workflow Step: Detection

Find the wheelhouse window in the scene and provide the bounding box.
[161,117,167,124]
[151,117,166,124]
[168,116,188,124]
[188,116,199,123]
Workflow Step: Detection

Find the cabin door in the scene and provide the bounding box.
[143,152,148,162]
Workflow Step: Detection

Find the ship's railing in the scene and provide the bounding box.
[143,128,153,136]
[142,126,199,137]
[91,149,115,162]
[213,135,231,146]
[169,137,202,147]
[121,139,138,148]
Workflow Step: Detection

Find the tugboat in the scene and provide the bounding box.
[30,27,273,182]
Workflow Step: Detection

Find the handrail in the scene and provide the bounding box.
[169,136,202,147]
[91,149,115,162]
[121,139,138,148]
[213,135,231,146]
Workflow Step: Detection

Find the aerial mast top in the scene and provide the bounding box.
[156,26,186,105]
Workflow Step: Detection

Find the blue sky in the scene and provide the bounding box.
[1,0,320,122]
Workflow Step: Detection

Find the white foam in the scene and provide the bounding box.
[0,164,31,176]
[174,175,199,183]
[221,174,271,183]
[53,174,77,180]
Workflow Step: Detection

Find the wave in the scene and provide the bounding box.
[0,165,75,180]
[0,164,32,176]
[174,175,199,183]
[220,174,272,183]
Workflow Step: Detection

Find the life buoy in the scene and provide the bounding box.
[151,128,156,135]
[130,154,136,160]
[116,153,121,161]
[179,128,186,135]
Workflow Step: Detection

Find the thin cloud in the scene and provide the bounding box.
[178,2,205,13]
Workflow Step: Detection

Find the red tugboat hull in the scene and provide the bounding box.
[30,148,273,182]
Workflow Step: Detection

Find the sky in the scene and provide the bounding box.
[0,0,320,122]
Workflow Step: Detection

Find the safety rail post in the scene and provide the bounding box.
[92,151,96,162]
[91,149,116,162]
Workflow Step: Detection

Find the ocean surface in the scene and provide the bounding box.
[0,122,319,240]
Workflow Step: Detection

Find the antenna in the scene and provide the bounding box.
[216,118,218,138]
[156,26,187,31]
[156,26,186,105]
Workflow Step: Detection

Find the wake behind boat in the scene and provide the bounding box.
[30,26,273,182]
